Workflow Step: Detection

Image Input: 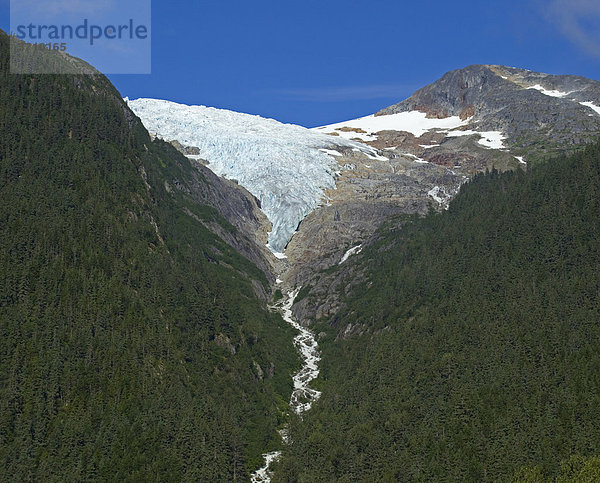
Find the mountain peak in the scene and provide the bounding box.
[377,64,600,122]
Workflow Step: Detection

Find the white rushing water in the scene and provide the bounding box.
[250,288,322,482]
[250,451,282,483]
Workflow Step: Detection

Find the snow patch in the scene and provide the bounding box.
[365,151,389,161]
[580,101,600,115]
[339,244,363,264]
[527,84,571,98]
[514,156,527,165]
[446,129,506,149]
[319,148,343,157]
[477,131,507,149]
[315,110,470,139]
[403,153,429,164]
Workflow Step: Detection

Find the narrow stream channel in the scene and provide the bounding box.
[250,287,322,482]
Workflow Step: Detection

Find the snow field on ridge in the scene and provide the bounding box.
[314,111,469,140]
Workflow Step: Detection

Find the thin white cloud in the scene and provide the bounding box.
[545,0,600,57]
[275,84,414,102]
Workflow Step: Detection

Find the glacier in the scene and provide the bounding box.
[127,98,378,253]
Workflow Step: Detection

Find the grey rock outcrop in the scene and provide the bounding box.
[378,64,600,157]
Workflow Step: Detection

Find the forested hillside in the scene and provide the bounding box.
[0,32,298,480]
[275,142,600,481]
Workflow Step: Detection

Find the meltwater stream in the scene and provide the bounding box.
[250,288,322,482]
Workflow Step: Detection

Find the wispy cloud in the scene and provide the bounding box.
[274,84,414,102]
[544,0,600,57]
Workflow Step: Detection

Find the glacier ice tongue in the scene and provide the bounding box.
[127,98,376,253]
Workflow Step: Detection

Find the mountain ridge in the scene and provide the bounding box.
[0,30,299,479]
[375,64,600,154]
[130,64,600,328]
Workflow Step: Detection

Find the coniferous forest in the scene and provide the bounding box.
[275,143,600,481]
[0,32,299,481]
[3,27,600,483]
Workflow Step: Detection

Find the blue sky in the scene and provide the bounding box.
[2,0,600,127]
[8,0,151,73]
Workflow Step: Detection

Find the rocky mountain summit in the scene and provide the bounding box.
[376,64,600,158]
[129,65,600,325]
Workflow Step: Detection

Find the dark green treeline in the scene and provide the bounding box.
[0,32,298,481]
[276,142,600,481]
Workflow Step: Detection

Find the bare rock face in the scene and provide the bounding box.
[285,155,444,285]
[282,145,463,324]
[377,64,600,159]
[166,145,282,289]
